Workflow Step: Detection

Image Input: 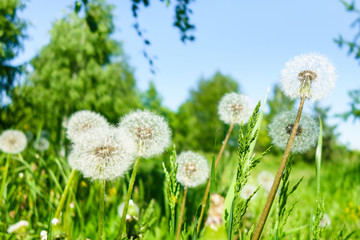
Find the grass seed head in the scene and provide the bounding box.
[280,53,336,101]
[0,130,27,154]
[218,93,254,125]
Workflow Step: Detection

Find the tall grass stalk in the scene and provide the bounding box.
[54,169,77,219]
[117,156,141,239]
[315,117,323,198]
[252,97,306,240]
[197,121,234,233]
[176,186,188,240]
[97,180,106,240]
[0,154,10,207]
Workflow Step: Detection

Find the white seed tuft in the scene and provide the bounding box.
[218,93,254,125]
[257,171,274,192]
[280,53,337,101]
[176,151,209,188]
[33,137,50,152]
[7,220,29,233]
[118,199,139,219]
[240,183,257,200]
[319,213,331,228]
[268,111,319,153]
[0,130,27,154]
[119,109,171,158]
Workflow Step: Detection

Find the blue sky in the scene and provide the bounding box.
[14,0,360,149]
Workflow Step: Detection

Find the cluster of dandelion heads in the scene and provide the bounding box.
[119,109,171,158]
[0,130,27,154]
[33,137,50,152]
[280,53,336,101]
[257,171,274,192]
[70,127,136,181]
[218,93,254,124]
[268,111,319,153]
[176,151,209,188]
[66,110,109,143]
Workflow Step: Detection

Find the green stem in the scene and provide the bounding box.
[176,186,188,240]
[252,97,306,240]
[116,156,141,240]
[0,154,10,207]
[54,169,77,219]
[97,180,106,240]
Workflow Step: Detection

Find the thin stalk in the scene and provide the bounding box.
[116,156,141,240]
[97,180,106,240]
[197,121,235,233]
[176,186,188,240]
[54,169,77,219]
[252,97,306,240]
[0,154,10,207]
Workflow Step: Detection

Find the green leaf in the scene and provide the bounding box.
[210,155,216,193]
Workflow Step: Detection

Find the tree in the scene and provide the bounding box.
[0,0,27,102]
[173,72,240,152]
[4,0,141,141]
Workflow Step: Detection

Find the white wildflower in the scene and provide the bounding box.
[51,218,60,226]
[118,199,139,219]
[176,151,209,188]
[40,230,48,240]
[70,127,136,181]
[119,110,171,158]
[7,220,29,233]
[240,184,257,200]
[218,93,254,124]
[0,130,27,154]
[268,111,319,153]
[33,137,50,152]
[257,171,274,192]
[280,53,336,101]
[66,110,109,143]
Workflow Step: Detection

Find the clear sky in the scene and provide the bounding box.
[14,0,360,150]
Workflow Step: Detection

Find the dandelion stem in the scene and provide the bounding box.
[54,169,77,219]
[97,180,106,240]
[176,186,188,240]
[197,121,234,234]
[0,154,10,207]
[252,97,306,240]
[116,156,141,240]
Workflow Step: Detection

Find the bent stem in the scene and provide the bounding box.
[0,154,10,207]
[197,121,235,234]
[97,180,106,240]
[116,156,141,240]
[176,186,188,240]
[54,169,77,219]
[252,97,306,240]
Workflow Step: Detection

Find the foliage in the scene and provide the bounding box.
[0,0,27,101]
[341,89,360,121]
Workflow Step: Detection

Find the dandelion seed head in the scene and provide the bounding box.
[66,110,109,143]
[0,130,27,154]
[33,137,50,152]
[118,199,139,219]
[268,111,319,153]
[218,93,254,125]
[40,230,48,240]
[240,184,257,200]
[280,53,336,101]
[119,110,171,158]
[7,220,29,233]
[176,151,209,188]
[319,213,331,228]
[257,171,274,192]
[51,218,60,226]
[70,127,136,181]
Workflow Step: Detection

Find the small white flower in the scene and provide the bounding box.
[257,171,274,192]
[40,230,48,240]
[19,172,24,178]
[7,220,29,233]
[280,53,336,101]
[33,137,50,152]
[268,111,319,153]
[118,199,139,219]
[319,213,331,228]
[218,93,254,125]
[70,127,136,181]
[119,110,171,158]
[51,218,60,225]
[0,130,27,154]
[66,110,109,143]
[240,184,257,200]
[176,151,209,188]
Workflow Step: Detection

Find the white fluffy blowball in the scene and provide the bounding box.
[218,93,254,125]
[66,110,109,143]
[0,130,27,154]
[268,111,319,153]
[69,127,136,181]
[280,53,336,101]
[119,110,171,158]
[176,151,210,188]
